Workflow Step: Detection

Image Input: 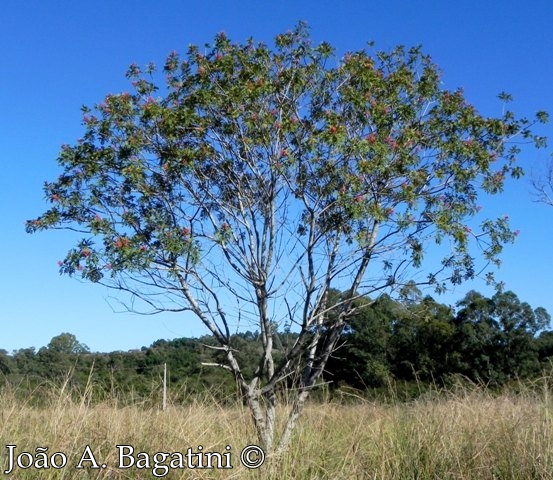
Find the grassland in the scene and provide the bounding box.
[2,378,553,479]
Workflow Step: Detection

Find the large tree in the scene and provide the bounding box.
[27,24,548,452]
[452,290,550,383]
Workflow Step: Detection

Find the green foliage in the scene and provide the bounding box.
[2,288,551,402]
[27,23,547,298]
[451,290,550,383]
[46,332,89,354]
[327,289,550,390]
[327,293,395,388]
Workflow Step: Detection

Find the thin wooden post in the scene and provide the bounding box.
[162,362,167,411]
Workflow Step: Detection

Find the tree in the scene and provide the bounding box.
[36,333,90,380]
[26,24,548,452]
[452,290,549,383]
[326,292,396,389]
[45,332,89,355]
[532,159,553,206]
[389,294,455,383]
[0,349,12,376]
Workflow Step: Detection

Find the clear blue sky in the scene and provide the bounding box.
[2,0,553,353]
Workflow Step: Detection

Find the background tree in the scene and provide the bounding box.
[36,333,90,381]
[326,292,396,389]
[389,294,455,383]
[45,332,89,355]
[451,290,549,383]
[0,349,12,376]
[533,159,553,206]
[27,24,548,452]
[536,330,553,368]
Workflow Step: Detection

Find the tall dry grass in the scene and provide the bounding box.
[2,377,553,479]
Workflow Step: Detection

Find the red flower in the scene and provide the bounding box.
[114,237,130,249]
[328,125,338,134]
[181,227,191,236]
[385,137,398,149]
[80,248,91,257]
[366,133,377,144]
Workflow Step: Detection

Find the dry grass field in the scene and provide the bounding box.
[2,379,553,479]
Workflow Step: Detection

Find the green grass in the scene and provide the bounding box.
[2,378,553,478]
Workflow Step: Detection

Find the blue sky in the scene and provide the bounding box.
[2,0,553,353]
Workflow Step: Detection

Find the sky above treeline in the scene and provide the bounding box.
[2,0,553,353]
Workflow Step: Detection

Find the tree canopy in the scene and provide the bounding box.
[27,23,548,451]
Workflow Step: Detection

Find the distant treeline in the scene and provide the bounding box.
[2,289,553,403]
